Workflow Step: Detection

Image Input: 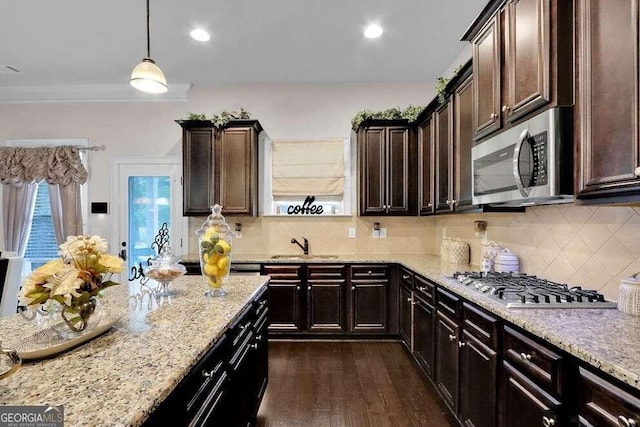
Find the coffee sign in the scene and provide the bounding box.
[287,196,324,215]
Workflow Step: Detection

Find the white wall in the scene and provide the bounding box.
[0,81,435,247]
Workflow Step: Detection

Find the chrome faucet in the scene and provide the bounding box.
[291,237,309,255]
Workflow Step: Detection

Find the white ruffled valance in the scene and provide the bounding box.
[0,146,88,185]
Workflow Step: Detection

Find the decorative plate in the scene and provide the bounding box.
[11,313,120,360]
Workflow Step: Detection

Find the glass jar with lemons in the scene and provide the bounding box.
[195,204,233,297]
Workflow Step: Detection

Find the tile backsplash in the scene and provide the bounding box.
[188,205,640,302]
[435,205,640,302]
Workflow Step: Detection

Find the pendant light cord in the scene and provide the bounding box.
[146,0,151,58]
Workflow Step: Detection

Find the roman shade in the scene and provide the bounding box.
[271,139,344,197]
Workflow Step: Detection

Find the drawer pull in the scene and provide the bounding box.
[402,274,410,280]
[296,286,300,291]
[255,335,262,341]
[417,286,426,292]
[542,416,555,427]
[307,286,311,291]
[407,297,413,302]
[618,416,637,427]
[520,352,532,362]
[250,343,259,350]
[202,370,215,378]
[259,300,267,307]
[448,334,456,341]
[351,286,355,291]
[490,112,498,119]
[458,341,466,348]
[367,270,372,275]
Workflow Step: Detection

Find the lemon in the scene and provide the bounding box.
[214,240,231,255]
[217,255,230,270]
[204,229,219,243]
[203,251,219,265]
[207,275,222,289]
[203,263,219,277]
[217,265,229,277]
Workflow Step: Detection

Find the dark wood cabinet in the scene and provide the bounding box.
[307,264,347,333]
[179,120,262,216]
[263,264,304,333]
[398,268,414,349]
[418,113,435,215]
[453,72,475,211]
[471,15,501,139]
[349,264,390,334]
[435,100,454,213]
[578,366,640,427]
[435,288,462,413]
[413,275,435,376]
[464,0,572,141]
[459,303,499,427]
[358,122,417,216]
[575,0,640,202]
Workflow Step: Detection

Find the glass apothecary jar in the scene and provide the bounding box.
[195,204,233,297]
[144,246,187,296]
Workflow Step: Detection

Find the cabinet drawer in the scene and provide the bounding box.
[462,302,499,350]
[228,305,254,348]
[398,267,414,289]
[307,264,347,279]
[503,325,563,396]
[350,265,389,280]
[437,287,461,320]
[579,366,640,427]
[262,264,303,281]
[415,274,434,303]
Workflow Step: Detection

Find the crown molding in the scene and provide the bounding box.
[0,83,192,103]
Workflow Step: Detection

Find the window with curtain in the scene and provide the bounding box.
[265,138,351,215]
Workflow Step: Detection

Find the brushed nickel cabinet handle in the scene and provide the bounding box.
[502,105,510,112]
[520,352,532,362]
[490,113,498,119]
[351,286,355,291]
[618,415,637,427]
[296,286,300,291]
[448,334,456,341]
[427,203,433,208]
[307,286,311,291]
[542,416,555,427]
[402,274,410,280]
[458,341,466,348]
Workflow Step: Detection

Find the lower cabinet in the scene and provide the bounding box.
[412,275,435,376]
[578,366,640,427]
[265,263,389,336]
[435,297,460,413]
[398,270,414,349]
[144,288,268,427]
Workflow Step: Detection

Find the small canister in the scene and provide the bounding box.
[441,238,451,262]
[448,238,470,264]
[618,273,640,316]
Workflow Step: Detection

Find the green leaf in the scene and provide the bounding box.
[200,240,213,250]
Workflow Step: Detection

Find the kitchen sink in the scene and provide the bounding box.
[269,254,339,260]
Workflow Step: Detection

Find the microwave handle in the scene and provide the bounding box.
[513,129,530,198]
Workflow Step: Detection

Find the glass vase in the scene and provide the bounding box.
[51,297,103,340]
[195,204,233,297]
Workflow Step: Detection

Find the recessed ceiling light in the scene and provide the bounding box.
[364,24,383,39]
[190,28,210,42]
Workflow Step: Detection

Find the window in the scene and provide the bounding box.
[261,138,353,216]
[24,182,58,270]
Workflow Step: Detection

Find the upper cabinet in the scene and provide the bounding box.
[575,0,640,203]
[435,98,454,213]
[357,122,418,216]
[180,120,262,216]
[453,73,475,211]
[463,0,572,142]
[417,112,435,215]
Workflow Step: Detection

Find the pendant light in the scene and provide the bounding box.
[130,0,167,94]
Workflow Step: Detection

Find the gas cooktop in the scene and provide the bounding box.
[451,271,618,309]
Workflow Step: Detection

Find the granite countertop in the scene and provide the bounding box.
[0,275,269,427]
[190,252,640,392]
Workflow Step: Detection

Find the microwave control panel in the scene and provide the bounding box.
[529,131,547,187]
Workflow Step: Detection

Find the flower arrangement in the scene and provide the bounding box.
[19,235,123,331]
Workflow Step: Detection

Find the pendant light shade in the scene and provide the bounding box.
[130,0,167,94]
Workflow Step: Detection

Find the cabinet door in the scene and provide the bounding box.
[307,280,345,333]
[263,265,303,333]
[182,127,215,216]
[459,330,497,427]
[472,16,501,139]
[453,75,475,211]
[502,362,562,427]
[399,285,413,349]
[216,126,257,216]
[505,0,550,121]
[350,280,387,333]
[435,101,454,213]
[577,0,640,199]
[387,127,417,215]
[578,367,640,427]
[418,115,435,215]
[359,127,386,215]
[413,296,435,377]
[435,311,459,413]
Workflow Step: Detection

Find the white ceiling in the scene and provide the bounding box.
[0,0,487,88]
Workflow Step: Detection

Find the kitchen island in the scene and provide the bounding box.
[0,275,269,426]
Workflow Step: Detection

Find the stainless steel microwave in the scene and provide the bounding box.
[471,107,574,207]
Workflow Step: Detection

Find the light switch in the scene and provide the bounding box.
[379,228,387,238]
[372,229,380,238]
[348,227,356,238]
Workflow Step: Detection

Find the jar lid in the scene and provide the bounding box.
[622,273,640,286]
[195,204,231,236]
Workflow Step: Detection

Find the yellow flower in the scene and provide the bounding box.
[32,259,64,279]
[98,254,124,273]
[45,266,85,306]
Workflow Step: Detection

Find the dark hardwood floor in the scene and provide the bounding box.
[256,341,454,427]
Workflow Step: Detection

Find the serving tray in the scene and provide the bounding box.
[11,313,120,360]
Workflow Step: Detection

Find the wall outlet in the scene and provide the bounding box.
[234,230,243,239]
[348,227,356,238]
[372,229,380,238]
[379,227,387,238]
